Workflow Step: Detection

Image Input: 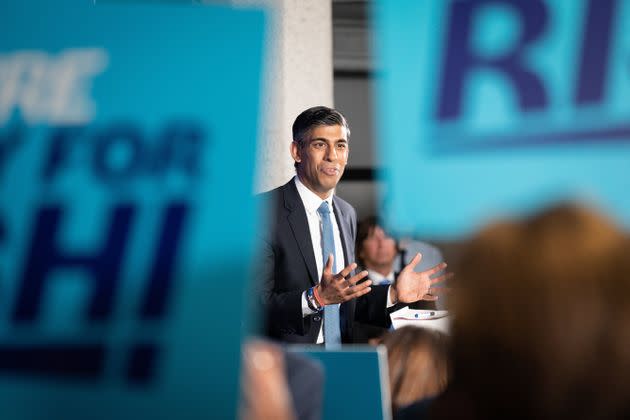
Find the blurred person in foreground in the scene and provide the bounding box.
[354,217,441,343]
[378,327,449,413]
[240,340,324,420]
[397,204,630,419]
[240,340,295,420]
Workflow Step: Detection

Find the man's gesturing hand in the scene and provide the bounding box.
[316,254,372,305]
[390,253,452,304]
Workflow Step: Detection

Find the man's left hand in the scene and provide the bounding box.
[389,253,452,304]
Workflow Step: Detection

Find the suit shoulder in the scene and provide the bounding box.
[333,195,356,217]
[257,184,283,200]
[257,182,291,207]
[256,181,296,223]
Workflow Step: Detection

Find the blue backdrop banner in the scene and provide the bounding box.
[0,1,266,418]
[374,0,630,238]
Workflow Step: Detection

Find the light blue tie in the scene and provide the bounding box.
[317,201,342,349]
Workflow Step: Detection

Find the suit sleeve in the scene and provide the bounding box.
[258,236,310,337]
[354,284,392,328]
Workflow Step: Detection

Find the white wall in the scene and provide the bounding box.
[231,0,335,193]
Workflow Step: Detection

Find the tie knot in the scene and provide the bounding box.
[317,201,331,216]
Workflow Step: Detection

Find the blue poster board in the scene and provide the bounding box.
[290,346,392,420]
[0,1,266,418]
[374,0,630,238]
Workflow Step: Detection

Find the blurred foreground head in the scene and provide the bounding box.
[239,340,295,420]
[380,327,449,411]
[448,204,630,419]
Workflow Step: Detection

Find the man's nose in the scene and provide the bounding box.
[325,145,337,161]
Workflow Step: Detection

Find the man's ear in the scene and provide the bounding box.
[290,141,301,164]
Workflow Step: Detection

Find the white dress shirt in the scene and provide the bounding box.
[295,177,344,344]
[294,176,395,343]
[367,269,395,286]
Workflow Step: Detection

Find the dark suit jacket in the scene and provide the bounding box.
[352,272,437,343]
[258,179,391,344]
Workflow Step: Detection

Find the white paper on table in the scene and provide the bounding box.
[389,306,451,334]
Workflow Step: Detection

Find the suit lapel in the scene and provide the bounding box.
[284,181,319,286]
[332,196,355,342]
[332,197,353,270]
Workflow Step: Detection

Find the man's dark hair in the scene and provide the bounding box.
[293,105,350,141]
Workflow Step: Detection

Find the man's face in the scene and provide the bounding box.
[359,226,397,271]
[291,124,349,199]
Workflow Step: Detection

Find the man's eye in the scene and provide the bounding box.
[312,142,325,149]
[336,143,347,149]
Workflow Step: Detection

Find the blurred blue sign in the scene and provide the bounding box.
[374,0,630,238]
[0,1,266,418]
[292,346,391,420]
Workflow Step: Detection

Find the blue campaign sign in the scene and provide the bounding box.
[0,1,266,418]
[374,0,630,238]
[291,346,392,420]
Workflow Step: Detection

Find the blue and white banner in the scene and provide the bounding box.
[374,0,630,238]
[0,1,266,418]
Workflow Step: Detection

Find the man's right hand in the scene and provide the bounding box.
[316,254,372,305]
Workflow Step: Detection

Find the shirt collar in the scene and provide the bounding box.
[294,176,334,215]
[367,269,395,285]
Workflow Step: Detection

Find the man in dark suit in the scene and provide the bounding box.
[259,106,448,346]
